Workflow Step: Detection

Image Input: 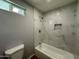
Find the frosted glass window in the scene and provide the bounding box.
[0,0,10,11]
[0,0,25,15]
[12,6,25,15]
[12,6,19,13]
[19,8,25,15]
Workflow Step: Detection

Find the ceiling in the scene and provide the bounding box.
[25,0,76,13]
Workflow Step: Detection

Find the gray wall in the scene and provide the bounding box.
[0,0,34,58]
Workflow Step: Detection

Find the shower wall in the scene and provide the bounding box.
[75,0,79,55]
[42,2,77,52]
[34,9,43,47]
[34,2,77,53]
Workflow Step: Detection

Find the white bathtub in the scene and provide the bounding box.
[35,43,74,59]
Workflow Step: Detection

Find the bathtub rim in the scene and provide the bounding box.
[35,43,74,59]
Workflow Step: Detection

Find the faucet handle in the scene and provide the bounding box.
[39,42,41,45]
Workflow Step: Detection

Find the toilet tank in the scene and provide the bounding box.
[5,44,24,59]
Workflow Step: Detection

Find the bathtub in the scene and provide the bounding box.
[35,43,74,59]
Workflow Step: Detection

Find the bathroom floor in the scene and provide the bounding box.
[31,55,39,59]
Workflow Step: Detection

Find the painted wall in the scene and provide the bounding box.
[0,0,34,58]
[37,2,77,53]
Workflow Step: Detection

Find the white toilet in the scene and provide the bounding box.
[5,44,24,59]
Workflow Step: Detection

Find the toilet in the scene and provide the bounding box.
[5,44,24,59]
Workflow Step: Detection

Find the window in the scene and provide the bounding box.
[0,0,10,11]
[0,0,26,15]
[12,6,25,15]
